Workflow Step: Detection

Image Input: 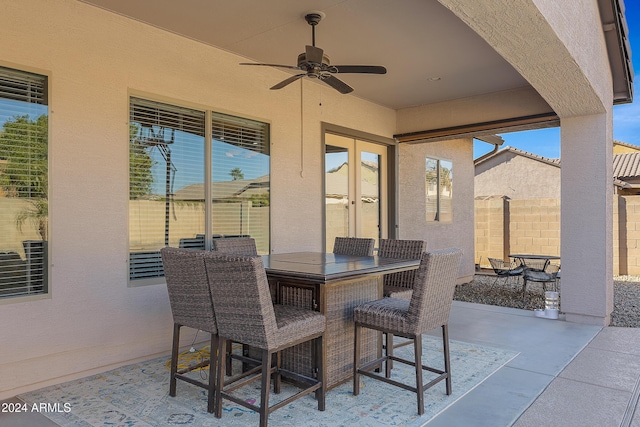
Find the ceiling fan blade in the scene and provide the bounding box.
[320,75,353,94]
[240,63,301,71]
[270,73,307,90]
[332,65,387,74]
[305,45,324,65]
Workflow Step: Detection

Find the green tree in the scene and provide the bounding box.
[129,124,155,199]
[0,114,48,240]
[230,167,244,180]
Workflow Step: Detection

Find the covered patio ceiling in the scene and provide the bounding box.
[80,0,632,141]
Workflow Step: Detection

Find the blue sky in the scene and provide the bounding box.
[474,0,640,159]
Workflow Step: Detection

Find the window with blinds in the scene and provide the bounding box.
[211,112,270,254]
[129,98,270,283]
[0,66,49,299]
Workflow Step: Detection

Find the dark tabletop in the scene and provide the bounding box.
[262,252,419,284]
[509,254,561,260]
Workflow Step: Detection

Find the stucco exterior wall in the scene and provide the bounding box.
[475,152,561,199]
[0,0,413,398]
[398,138,475,283]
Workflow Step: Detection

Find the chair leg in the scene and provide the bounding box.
[353,323,361,396]
[170,323,181,397]
[273,350,281,394]
[315,335,325,411]
[385,333,393,378]
[214,338,226,419]
[259,349,272,427]
[207,333,218,413]
[225,339,233,376]
[414,334,424,416]
[442,325,452,395]
[522,278,528,302]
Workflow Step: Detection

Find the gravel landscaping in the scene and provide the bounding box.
[454,274,640,327]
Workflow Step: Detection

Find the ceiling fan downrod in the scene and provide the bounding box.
[305,13,323,47]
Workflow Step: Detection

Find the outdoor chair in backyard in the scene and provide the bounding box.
[353,248,462,416]
[204,251,326,427]
[333,236,375,257]
[160,247,218,413]
[212,236,259,375]
[522,263,561,301]
[379,238,427,358]
[487,257,524,288]
[212,237,258,255]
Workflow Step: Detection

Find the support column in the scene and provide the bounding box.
[560,112,613,325]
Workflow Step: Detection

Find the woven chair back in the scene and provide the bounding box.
[203,252,278,350]
[212,237,258,255]
[333,237,375,257]
[407,248,462,334]
[160,247,217,334]
[379,239,426,290]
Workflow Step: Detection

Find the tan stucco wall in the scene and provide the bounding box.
[0,0,401,397]
[475,153,561,199]
[613,144,640,154]
[399,138,476,283]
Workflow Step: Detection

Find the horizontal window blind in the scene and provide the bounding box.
[211,111,269,155]
[129,98,206,280]
[0,66,48,299]
[211,112,270,254]
[130,97,205,138]
[129,98,271,283]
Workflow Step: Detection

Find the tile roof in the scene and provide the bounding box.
[613,152,640,179]
[614,140,640,151]
[474,146,560,167]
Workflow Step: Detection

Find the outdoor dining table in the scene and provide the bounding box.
[509,253,560,271]
[262,251,420,389]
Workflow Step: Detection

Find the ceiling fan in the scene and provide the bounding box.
[240,12,387,94]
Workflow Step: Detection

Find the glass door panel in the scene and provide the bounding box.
[325,134,354,252]
[325,133,387,252]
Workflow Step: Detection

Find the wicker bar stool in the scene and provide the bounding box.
[204,251,326,427]
[212,236,259,375]
[333,236,375,256]
[160,247,219,413]
[379,238,427,300]
[353,248,462,416]
[378,239,427,359]
[213,237,258,255]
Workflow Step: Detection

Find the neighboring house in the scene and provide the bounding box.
[613,151,640,195]
[475,146,561,199]
[0,0,631,399]
[475,141,640,199]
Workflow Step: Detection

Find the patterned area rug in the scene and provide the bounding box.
[19,337,517,427]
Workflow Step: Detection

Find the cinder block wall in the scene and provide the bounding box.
[474,197,507,266]
[475,195,640,276]
[509,199,560,257]
[616,195,640,276]
[475,197,560,269]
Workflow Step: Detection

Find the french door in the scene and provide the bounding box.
[325,133,387,252]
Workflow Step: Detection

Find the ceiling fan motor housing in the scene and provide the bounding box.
[298,52,331,67]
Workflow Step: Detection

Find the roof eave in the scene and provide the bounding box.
[600,0,634,104]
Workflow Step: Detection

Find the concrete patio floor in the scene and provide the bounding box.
[3,300,639,426]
